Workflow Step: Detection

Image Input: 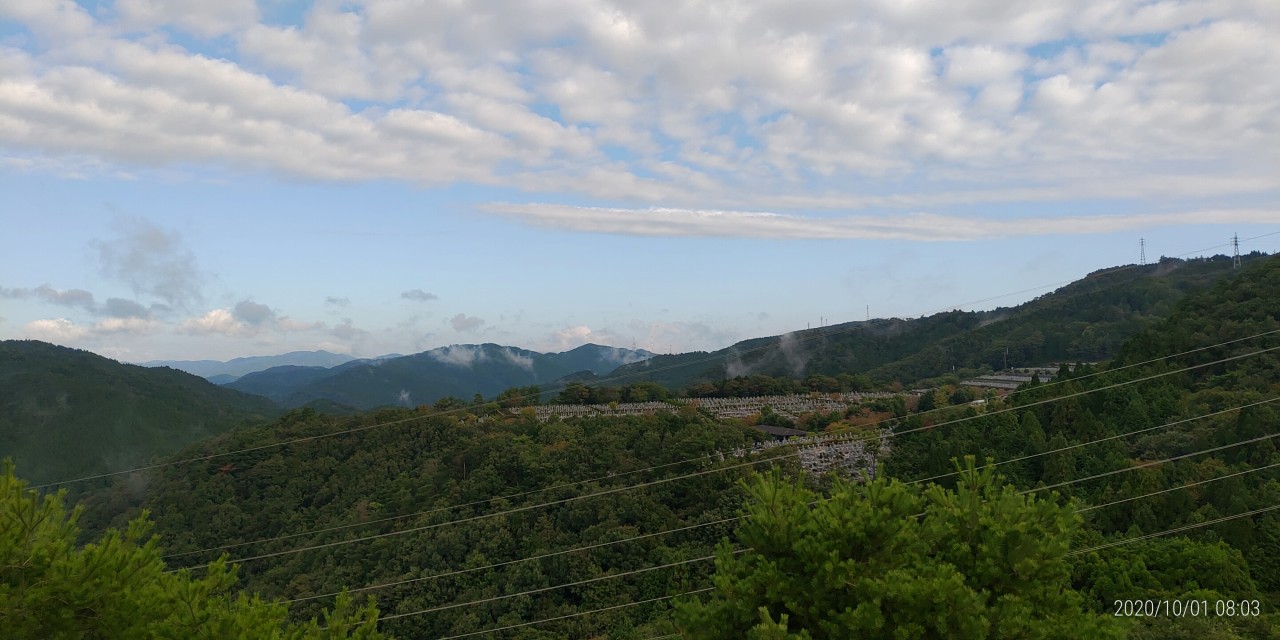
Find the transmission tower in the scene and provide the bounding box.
[1233,233,1241,269]
[1139,238,1146,266]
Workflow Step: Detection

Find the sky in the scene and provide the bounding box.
[1,0,1278,363]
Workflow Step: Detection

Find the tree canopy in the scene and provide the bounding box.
[676,460,1124,639]
[0,461,384,639]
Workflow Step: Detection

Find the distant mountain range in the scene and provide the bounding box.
[142,350,359,381]
[0,340,279,486]
[114,253,1273,410]
[4,254,1270,486]
[225,343,654,410]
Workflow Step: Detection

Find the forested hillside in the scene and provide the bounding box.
[21,254,1280,638]
[75,409,760,638]
[879,254,1280,638]
[0,462,385,639]
[608,254,1265,391]
[0,341,280,486]
[227,343,654,410]
[142,350,359,382]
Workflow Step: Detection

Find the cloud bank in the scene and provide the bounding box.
[483,204,1280,240]
[1,0,1277,214]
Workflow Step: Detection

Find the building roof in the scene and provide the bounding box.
[752,424,810,438]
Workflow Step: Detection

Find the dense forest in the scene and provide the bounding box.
[608,254,1266,391]
[4,253,1279,638]
[0,341,280,485]
[224,344,654,410]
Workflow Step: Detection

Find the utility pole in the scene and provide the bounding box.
[866,305,869,322]
[1139,238,1146,266]
[1233,233,1241,269]
[1004,346,1009,371]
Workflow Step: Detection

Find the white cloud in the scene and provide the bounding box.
[624,319,739,354]
[21,316,160,343]
[331,318,368,341]
[179,304,322,337]
[233,300,275,325]
[179,308,248,337]
[94,217,204,309]
[484,203,1280,241]
[0,0,96,43]
[498,347,534,371]
[544,325,621,352]
[23,318,89,342]
[401,289,439,302]
[116,0,260,38]
[0,0,1277,212]
[944,45,1027,86]
[449,313,486,333]
[93,316,161,335]
[102,297,152,318]
[540,319,740,354]
[0,285,96,310]
[277,317,325,332]
[427,344,488,367]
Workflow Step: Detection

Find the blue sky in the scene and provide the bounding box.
[1,1,1278,362]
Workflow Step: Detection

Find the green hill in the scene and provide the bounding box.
[607,254,1265,391]
[229,343,654,410]
[61,254,1280,638]
[141,350,358,381]
[0,340,280,486]
[225,365,345,404]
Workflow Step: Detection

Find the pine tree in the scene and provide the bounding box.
[675,459,1123,639]
[0,462,384,640]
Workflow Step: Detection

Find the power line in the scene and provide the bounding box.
[38,272,1088,491]
[353,434,1279,634]
[163,327,1280,561]
[30,274,1078,491]
[162,450,725,560]
[894,432,1278,523]
[171,346,1280,572]
[1078,461,1280,513]
[37,230,1278,491]
[1069,503,1280,556]
[284,514,741,604]
[911,396,1280,486]
[1026,431,1280,496]
[433,499,1280,640]
[376,551,738,620]
[417,479,1280,640]
[283,396,1278,605]
[430,587,715,640]
[170,448,788,573]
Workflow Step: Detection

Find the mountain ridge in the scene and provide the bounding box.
[226,342,655,409]
[141,350,358,381]
[603,253,1267,390]
[0,340,280,485]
